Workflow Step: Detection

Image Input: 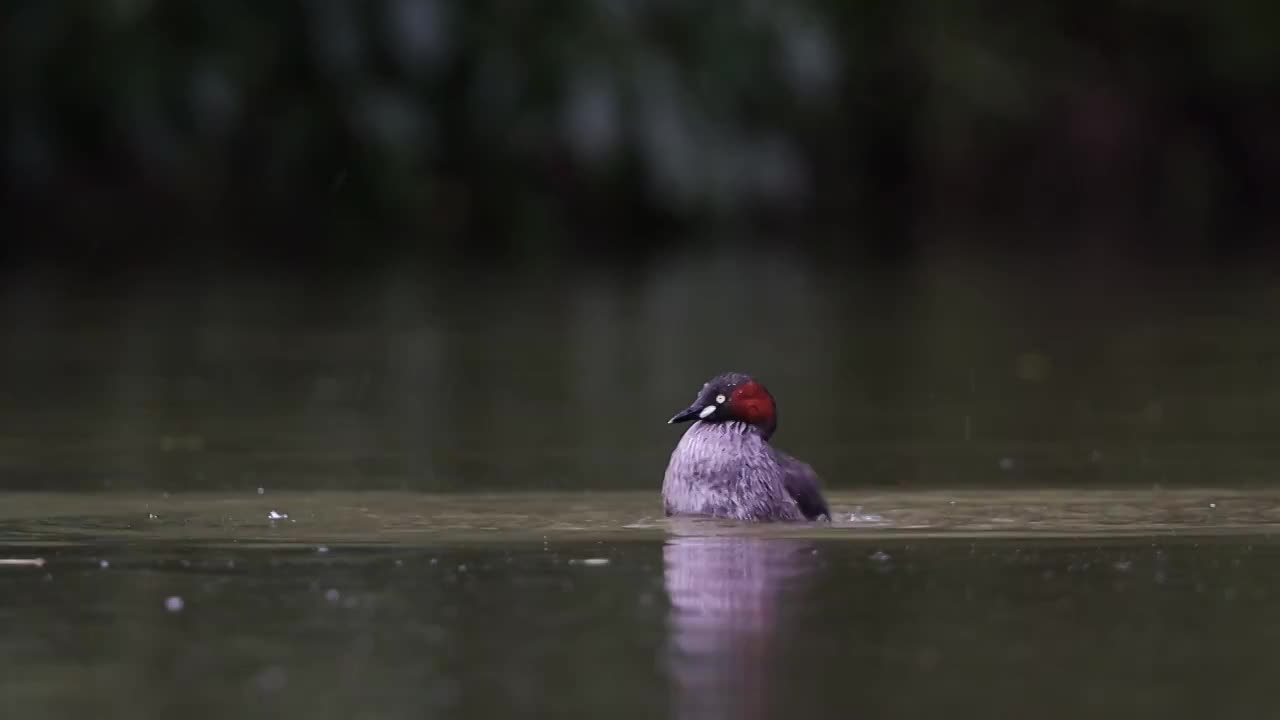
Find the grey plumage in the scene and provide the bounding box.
[663,420,831,522]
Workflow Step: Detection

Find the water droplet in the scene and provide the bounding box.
[870,550,891,563]
[1143,401,1164,423]
[324,588,340,603]
[915,647,942,671]
[316,546,330,554]
[257,487,266,495]
[569,558,610,567]
[98,560,110,569]
[254,665,288,692]
[165,596,184,613]
[1014,352,1052,382]
[267,510,288,520]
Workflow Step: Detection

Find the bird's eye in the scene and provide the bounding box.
[715,394,726,404]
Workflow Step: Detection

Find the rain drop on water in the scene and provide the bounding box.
[255,665,288,693]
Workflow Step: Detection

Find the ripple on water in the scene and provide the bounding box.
[0,488,1277,546]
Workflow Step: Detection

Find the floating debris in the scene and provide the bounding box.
[315,546,330,554]
[257,487,266,495]
[267,510,289,521]
[0,558,45,568]
[569,558,611,567]
[164,596,185,613]
[99,560,110,569]
[324,588,341,603]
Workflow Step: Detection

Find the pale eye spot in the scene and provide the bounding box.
[715,394,726,404]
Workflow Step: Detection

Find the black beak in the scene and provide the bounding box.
[667,404,704,425]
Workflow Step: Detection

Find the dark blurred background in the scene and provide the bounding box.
[4,0,1279,263]
[1,1,1279,493]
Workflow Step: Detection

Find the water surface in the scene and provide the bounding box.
[4,255,1280,494]
[4,255,1280,717]
[2,489,1278,719]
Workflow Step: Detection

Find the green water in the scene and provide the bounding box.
[4,254,1280,494]
[2,490,1278,719]
[4,255,1280,717]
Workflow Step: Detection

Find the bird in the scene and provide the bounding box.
[662,372,831,522]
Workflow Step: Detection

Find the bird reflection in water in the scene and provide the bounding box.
[663,533,822,720]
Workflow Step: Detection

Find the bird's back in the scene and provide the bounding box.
[773,449,831,521]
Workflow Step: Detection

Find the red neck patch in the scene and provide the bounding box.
[728,380,777,434]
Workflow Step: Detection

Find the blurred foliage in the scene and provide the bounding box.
[2,0,1279,261]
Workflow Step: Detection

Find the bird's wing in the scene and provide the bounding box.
[776,450,831,521]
